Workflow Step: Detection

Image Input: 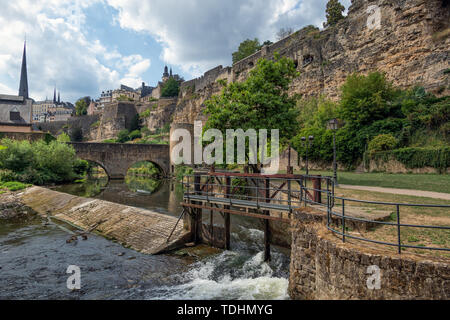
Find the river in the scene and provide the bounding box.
[0,176,290,300]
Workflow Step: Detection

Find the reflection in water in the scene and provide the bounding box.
[52,175,184,218]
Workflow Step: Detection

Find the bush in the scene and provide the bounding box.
[368,134,398,155]
[372,147,450,173]
[0,138,83,185]
[117,130,130,143]
[129,130,142,141]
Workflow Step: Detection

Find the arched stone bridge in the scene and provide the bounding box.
[69,142,170,179]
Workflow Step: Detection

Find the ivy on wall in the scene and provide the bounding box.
[371,147,450,173]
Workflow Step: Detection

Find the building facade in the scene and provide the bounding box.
[0,42,33,132]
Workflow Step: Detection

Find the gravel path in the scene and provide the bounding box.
[338,185,450,201]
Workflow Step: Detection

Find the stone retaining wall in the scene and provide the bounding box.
[288,209,450,300]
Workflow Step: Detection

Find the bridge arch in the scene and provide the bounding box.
[126,160,166,177]
[69,142,170,180]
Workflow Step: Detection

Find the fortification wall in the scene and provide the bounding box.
[174,0,450,124]
[95,101,138,141]
[38,114,100,141]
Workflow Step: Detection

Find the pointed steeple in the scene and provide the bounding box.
[58,91,60,104]
[170,67,173,77]
[18,41,29,99]
[53,86,56,103]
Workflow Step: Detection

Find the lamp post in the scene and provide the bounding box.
[327,118,339,186]
[301,135,314,175]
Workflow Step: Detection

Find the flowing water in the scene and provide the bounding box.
[0,176,290,300]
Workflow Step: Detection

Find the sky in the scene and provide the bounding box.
[0,0,351,103]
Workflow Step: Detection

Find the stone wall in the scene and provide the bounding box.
[94,102,138,141]
[38,114,100,141]
[288,209,450,300]
[0,131,48,142]
[138,98,177,132]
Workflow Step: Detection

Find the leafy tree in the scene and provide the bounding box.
[277,27,294,40]
[262,40,273,46]
[339,72,400,129]
[75,96,91,116]
[160,78,180,97]
[204,53,300,167]
[297,96,338,129]
[232,38,261,64]
[324,0,345,28]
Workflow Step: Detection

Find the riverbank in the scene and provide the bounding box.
[2,187,190,254]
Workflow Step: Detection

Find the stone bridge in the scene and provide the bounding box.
[69,142,170,179]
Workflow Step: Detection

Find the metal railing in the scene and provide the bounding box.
[326,196,450,253]
[182,171,450,253]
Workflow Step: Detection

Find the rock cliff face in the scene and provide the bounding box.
[171,0,449,126]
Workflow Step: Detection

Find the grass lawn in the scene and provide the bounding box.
[290,170,450,194]
[329,188,450,259]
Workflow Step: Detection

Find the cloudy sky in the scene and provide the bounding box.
[0,0,351,103]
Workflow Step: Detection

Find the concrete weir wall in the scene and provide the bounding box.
[288,210,450,300]
[20,187,190,254]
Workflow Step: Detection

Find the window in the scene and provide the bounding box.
[302,55,314,67]
[10,111,21,121]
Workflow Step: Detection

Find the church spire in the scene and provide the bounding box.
[53,86,56,103]
[58,91,60,104]
[18,41,29,99]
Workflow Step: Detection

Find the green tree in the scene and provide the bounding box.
[232,38,261,64]
[160,78,180,97]
[75,96,91,116]
[324,0,345,28]
[339,72,400,129]
[204,53,300,164]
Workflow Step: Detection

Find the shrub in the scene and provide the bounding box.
[371,147,450,173]
[0,138,82,185]
[117,130,130,143]
[368,134,398,155]
[129,130,142,141]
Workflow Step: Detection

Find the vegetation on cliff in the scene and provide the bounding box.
[232,38,262,64]
[0,135,89,185]
[292,72,449,170]
[324,0,346,28]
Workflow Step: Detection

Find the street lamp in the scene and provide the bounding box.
[327,118,339,186]
[301,135,314,175]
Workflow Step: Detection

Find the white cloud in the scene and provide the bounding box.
[107,0,352,77]
[0,0,150,102]
[117,54,151,88]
